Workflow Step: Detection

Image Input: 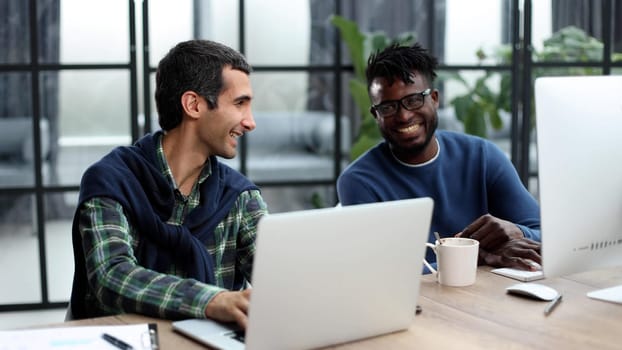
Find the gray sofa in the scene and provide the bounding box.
[216,111,351,212]
[220,110,351,183]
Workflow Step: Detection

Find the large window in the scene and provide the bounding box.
[0,0,138,311]
[0,0,620,312]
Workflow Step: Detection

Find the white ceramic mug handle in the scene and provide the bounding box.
[423,242,438,275]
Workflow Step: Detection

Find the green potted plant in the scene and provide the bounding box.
[447,25,610,138]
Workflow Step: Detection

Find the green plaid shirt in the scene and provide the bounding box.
[77,135,268,319]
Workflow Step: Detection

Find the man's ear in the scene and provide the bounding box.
[369,107,379,120]
[430,89,440,108]
[180,91,202,120]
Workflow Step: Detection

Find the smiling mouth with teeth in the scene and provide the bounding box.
[398,124,420,133]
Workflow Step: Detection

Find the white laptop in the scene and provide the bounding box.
[173,197,434,349]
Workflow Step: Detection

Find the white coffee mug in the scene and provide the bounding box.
[423,237,479,287]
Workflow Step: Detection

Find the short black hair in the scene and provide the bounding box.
[365,42,438,89]
[155,39,252,131]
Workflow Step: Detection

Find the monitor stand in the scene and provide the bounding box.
[587,285,622,304]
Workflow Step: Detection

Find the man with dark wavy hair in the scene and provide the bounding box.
[338,43,541,272]
[69,40,267,330]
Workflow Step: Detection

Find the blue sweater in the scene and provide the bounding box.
[337,131,541,266]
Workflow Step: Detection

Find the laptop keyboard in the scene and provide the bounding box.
[224,329,246,343]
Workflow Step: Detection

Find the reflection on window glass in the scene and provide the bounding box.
[0,73,33,117]
[531,0,553,53]
[45,70,130,186]
[148,0,194,64]
[0,0,31,64]
[195,0,239,50]
[45,192,76,302]
[260,184,337,213]
[58,0,129,63]
[245,0,311,65]
[0,193,42,304]
[37,0,61,64]
[245,0,329,66]
[0,117,37,188]
[57,70,131,138]
[308,0,336,65]
[0,72,35,188]
[50,140,126,187]
[445,0,506,65]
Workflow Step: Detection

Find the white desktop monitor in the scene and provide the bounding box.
[535,75,622,303]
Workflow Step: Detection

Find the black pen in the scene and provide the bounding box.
[544,293,562,316]
[102,333,135,350]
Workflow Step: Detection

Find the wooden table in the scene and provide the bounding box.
[45,266,622,349]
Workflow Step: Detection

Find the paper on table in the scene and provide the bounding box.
[0,323,158,350]
[491,267,544,282]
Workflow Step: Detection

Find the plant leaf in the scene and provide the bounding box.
[330,15,367,80]
[463,105,487,137]
[450,95,474,123]
[488,105,503,130]
[349,79,371,119]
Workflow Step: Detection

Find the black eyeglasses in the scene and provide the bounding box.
[371,88,431,118]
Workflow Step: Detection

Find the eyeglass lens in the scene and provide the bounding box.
[375,90,429,117]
